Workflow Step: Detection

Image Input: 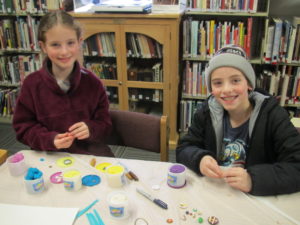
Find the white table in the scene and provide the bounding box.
[0,150,299,225]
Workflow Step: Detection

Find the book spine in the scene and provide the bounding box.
[292,25,300,62]
[191,20,199,57]
[246,17,252,58]
[279,73,290,106]
[209,20,215,56]
[192,62,197,96]
[286,27,296,63]
[264,25,275,63]
[271,18,283,65]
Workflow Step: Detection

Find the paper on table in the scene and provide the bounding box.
[0,203,79,225]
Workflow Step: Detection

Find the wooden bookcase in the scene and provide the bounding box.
[72,12,182,148]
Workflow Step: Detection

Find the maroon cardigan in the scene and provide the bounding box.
[13,59,114,156]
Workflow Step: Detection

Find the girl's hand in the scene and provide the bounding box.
[54,133,75,149]
[199,155,223,178]
[68,122,90,140]
[222,167,252,193]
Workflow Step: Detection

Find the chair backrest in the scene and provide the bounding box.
[107,110,169,161]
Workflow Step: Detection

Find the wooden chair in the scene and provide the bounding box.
[107,110,169,161]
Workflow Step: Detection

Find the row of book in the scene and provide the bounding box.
[256,66,300,106]
[126,33,163,59]
[106,86,163,103]
[81,33,164,59]
[105,86,118,101]
[179,96,300,132]
[83,33,116,57]
[129,88,163,103]
[85,61,163,82]
[182,17,253,58]
[0,88,19,117]
[186,0,260,12]
[0,54,42,85]
[263,17,300,64]
[128,62,163,82]
[0,0,63,13]
[105,86,119,110]
[182,61,208,97]
[182,61,300,104]
[129,101,163,116]
[85,62,117,80]
[179,100,203,132]
[0,88,164,117]
[102,87,164,113]
[107,87,163,114]
[0,17,40,51]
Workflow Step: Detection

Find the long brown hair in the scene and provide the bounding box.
[38,10,82,43]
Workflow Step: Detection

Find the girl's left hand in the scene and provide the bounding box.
[221,167,252,193]
[68,122,90,140]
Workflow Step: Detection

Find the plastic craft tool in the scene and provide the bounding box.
[136,188,168,209]
[86,209,105,225]
[76,199,99,219]
[93,209,105,225]
[118,161,139,181]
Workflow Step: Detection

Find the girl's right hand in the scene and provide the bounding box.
[54,133,75,149]
[199,155,222,178]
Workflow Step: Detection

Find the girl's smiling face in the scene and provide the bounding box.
[39,24,82,75]
[211,67,252,113]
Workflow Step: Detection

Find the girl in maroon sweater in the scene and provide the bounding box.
[13,10,114,157]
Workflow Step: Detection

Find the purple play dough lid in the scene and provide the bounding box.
[169,164,185,173]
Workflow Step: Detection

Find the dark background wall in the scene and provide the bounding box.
[269,0,300,20]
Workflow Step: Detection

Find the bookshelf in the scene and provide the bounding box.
[0,3,52,121]
[72,12,182,148]
[179,0,271,132]
[179,0,300,132]
[260,16,300,112]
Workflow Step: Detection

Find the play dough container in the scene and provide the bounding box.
[106,165,125,188]
[95,162,112,172]
[25,176,44,194]
[24,168,44,194]
[7,153,27,176]
[63,170,82,191]
[167,163,186,188]
[107,191,129,219]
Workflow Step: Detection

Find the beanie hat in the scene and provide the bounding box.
[205,44,256,93]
